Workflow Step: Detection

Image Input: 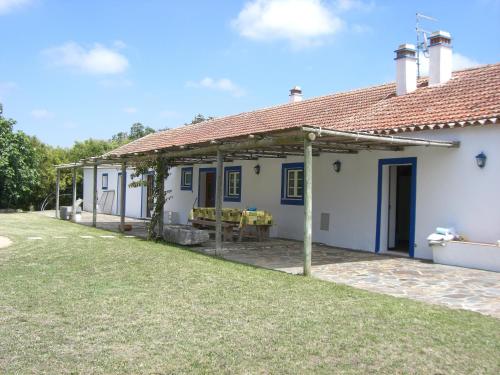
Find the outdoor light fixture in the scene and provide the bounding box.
[476,152,487,168]
[333,160,341,173]
[254,164,261,175]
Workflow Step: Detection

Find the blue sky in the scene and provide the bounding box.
[0,0,499,147]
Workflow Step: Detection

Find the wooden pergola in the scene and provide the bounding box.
[55,126,459,276]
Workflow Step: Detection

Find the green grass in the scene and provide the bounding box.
[0,213,499,374]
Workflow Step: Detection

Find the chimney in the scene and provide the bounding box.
[429,30,452,86]
[395,43,417,96]
[289,86,303,103]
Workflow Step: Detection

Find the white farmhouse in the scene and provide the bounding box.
[77,31,499,267]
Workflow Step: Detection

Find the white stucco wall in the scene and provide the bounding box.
[82,125,500,259]
[82,166,143,218]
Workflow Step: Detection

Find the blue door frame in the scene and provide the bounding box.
[198,167,216,207]
[375,157,417,257]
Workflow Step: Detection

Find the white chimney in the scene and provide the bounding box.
[395,43,417,96]
[429,30,452,86]
[289,86,303,103]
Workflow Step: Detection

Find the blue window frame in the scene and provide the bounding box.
[281,162,304,205]
[224,166,242,202]
[101,173,108,190]
[180,167,193,191]
[375,157,417,258]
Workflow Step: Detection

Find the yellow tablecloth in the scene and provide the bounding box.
[190,208,273,227]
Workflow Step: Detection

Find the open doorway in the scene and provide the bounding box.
[376,157,417,257]
[387,165,412,253]
[198,168,216,207]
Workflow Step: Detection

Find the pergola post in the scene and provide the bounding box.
[92,164,98,227]
[120,162,127,232]
[158,159,165,239]
[215,149,224,254]
[55,169,60,219]
[303,133,314,276]
[71,167,77,222]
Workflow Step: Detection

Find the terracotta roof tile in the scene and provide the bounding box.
[109,63,500,156]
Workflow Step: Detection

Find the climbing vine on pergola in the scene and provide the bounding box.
[129,157,171,240]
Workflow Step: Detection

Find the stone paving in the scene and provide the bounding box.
[198,239,500,319]
[40,210,149,237]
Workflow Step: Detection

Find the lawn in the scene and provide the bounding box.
[0,213,499,374]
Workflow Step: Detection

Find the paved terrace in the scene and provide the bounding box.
[41,211,500,318]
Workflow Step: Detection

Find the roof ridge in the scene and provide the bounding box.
[151,80,397,137]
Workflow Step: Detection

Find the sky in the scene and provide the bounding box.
[0,0,499,147]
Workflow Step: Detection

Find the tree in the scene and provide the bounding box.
[111,131,129,144]
[29,137,69,208]
[129,122,155,140]
[0,115,40,209]
[1,111,160,209]
[187,114,214,125]
[111,123,156,144]
[67,138,118,162]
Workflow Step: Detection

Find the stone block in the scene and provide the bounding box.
[163,225,209,246]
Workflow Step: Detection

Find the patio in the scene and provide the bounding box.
[41,211,500,318]
[198,240,500,319]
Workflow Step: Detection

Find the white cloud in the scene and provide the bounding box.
[159,110,180,118]
[453,53,481,71]
[0,0,33,15]
[98,77,133,88]
[113,40,127,49]
[186,77,245,97]
[31,108,54,120]
[336,0,374,11]
[0,81,17,100]
[123,106,137,114]
[351,23,371,33]
[418,52,481,76]
[232,0,344,48]
[62,121,78,129]
[43,42,129,75]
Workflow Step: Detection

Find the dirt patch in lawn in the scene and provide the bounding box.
[0,236,13,249]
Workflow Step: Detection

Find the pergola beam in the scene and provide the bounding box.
[55,126,459,171]
[302,126,460,148]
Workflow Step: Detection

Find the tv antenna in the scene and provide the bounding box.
[416,12,438,78]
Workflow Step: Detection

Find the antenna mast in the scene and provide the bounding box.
[416,12,438,78]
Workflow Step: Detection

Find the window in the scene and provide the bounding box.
[180,167,193,191]
[102,173,108,190]
[224,166,242,202]
[281,163,304,205]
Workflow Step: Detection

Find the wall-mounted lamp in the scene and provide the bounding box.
[476,152,487,168]
[254,164,261,175]
[333,160,341,173]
